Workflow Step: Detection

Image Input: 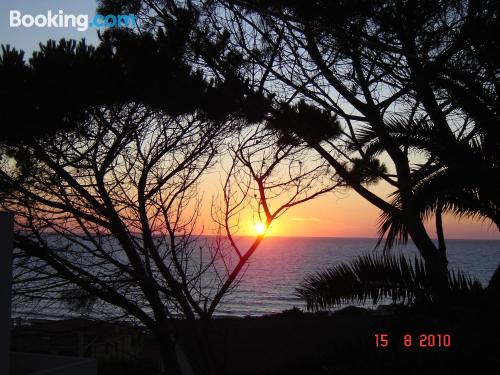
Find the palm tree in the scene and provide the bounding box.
[354,117,500,251]
[296,253,482,312]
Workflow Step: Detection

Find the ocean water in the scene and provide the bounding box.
[13,237,500,319]
[215,237,500,316]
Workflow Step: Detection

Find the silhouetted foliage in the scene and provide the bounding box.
[2,9,341,371]
[296,253,483,311]
[194,0,499,287]
[0,25,268,145]
[4,1,500,371]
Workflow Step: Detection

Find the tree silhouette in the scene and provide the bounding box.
[114,0,500,289]
[0,26,255,145]
[1,23,341,372]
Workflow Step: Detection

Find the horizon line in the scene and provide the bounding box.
[23,230,500,241]
[199,234,500,241]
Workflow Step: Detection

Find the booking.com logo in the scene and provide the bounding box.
[9,10,137,32]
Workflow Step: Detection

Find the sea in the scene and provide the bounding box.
[216,237,500,316]
[12,237,500,319]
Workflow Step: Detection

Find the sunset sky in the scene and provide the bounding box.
[260,189,500,239]
[223,180,500,240]
[2,0,499,241]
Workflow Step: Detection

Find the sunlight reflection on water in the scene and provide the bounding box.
[217,237,500,316]
[13,237,500,318]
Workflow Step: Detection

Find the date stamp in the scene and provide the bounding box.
[374,333,451,348]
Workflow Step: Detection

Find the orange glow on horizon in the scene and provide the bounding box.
[198,173,500,240]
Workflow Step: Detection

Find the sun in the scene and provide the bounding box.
[254,222,266,236]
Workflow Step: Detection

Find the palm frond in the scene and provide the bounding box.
[376,208,409,251]
[296,253,481,311]
[351,116,439,157]
[413,166,499,224]
[376,155,500,251]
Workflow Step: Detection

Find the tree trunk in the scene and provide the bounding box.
[158,332,181,375]
[181,319,220,375]
[487,262,500,296]
[406,215,449,293]
[492,215,500,232]
[424,253,450,295]
[197,318,219,375]
[158,319,220,375]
